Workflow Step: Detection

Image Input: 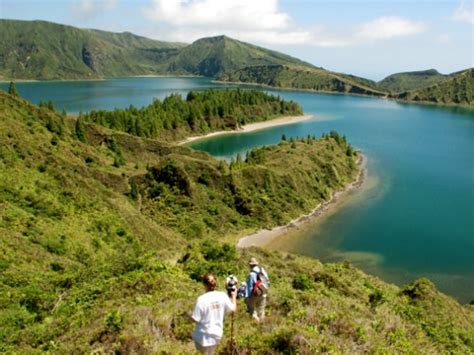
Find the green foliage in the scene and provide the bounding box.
[218,64,386,97]
[0,91,472,354]
[395,69,474,106]
[104,309,124,333]
[82,89,302,141]
[74,118,87,143]
[378,69,447,93]
[7,81,19,96]
[292,274,314,291]
[168,35,310,77]
[0,19,184,80]
[180,240,239,280]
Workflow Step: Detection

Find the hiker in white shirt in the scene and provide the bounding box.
[191,273,237,354]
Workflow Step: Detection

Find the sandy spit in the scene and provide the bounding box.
[178,114,314,145]
[237,154,367,248]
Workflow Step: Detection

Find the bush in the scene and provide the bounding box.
[104,309,123,333]
[292,274,313,291]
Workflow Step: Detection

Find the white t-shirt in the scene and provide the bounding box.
[192,291,236,346]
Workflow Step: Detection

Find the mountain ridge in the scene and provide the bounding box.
[1,19,472,105]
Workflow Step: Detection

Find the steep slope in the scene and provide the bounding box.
[378,69,448,93]
[166,35,313,76]
[1,91,473,353]
[395,68,474,106]
[0,19,184,80]
[218,64,386,97]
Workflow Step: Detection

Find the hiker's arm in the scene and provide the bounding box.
[189,300,201,323]
[245,273,256,298]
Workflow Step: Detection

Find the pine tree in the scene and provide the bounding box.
[75,118,87,143]
[8,81,19,97]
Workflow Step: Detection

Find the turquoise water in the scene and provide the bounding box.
[3,78,473,302]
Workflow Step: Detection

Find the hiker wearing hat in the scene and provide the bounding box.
[245,257,270,322]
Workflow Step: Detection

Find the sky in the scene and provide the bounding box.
[1,0,473,80]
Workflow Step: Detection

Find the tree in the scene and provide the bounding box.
[75,118,87,143]
[8,81,19,97]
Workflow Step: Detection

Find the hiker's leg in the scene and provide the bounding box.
[257,296,267,321]
[246,297,256,315]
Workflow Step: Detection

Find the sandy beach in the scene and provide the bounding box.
[237,154,367,248]
[178,114,314,145]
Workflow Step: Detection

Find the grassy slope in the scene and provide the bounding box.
[166,35,313,77]
[218,64,386,97]
[1,91,473,353]
[378,69,448,93]
[0,20,184,80]
[395,68,474,106]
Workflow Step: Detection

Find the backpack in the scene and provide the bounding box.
[252,267,269,296]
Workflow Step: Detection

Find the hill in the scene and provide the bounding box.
[165,35,313,77]
[0,19,184,80]
[1,19,472,105]
[395,68,474,106]
[378,69,448,93]
[1,89,473,353]
[218,64,386,97]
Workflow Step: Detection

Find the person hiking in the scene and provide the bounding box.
[245,257,269,322]
[190,273,237,354]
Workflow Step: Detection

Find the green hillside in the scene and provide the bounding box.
[166,35,313,76]
[218,64,386,97]
[0,19,184,80]
[395,68,474,106]
[1,19,472,106]
[378,69,448,93]
[1,90,473,353]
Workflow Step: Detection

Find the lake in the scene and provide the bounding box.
[3,77,473,303]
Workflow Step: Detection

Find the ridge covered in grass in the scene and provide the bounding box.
[0,90,472,353]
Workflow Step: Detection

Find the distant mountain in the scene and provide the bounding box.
[217,64,386,97]
[378,69,448,93]
[395,69,474,106]
[0,19,184,80]
[1,19,472,105]
[166,35,312,77]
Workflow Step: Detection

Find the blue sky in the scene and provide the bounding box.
[1,0,473,80]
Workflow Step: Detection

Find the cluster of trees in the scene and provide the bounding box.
[81,89,302,141]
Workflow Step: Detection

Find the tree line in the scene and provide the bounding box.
[80,89,303,141]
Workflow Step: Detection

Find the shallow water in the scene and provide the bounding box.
[3,77,473,302]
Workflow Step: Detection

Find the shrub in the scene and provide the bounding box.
[104,309,123,333]
[292,274,313,291]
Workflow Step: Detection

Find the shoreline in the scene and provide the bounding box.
[237,153,367,248]
[213,80,474,110]
[178,114,314,145]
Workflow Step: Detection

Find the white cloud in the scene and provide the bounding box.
[146,0,289,31]
[144,1,426,48]
[72,0,118,19]
[356,16,426,41]
[452,0,474,23]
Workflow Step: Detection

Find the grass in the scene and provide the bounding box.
[0,90,473,353]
